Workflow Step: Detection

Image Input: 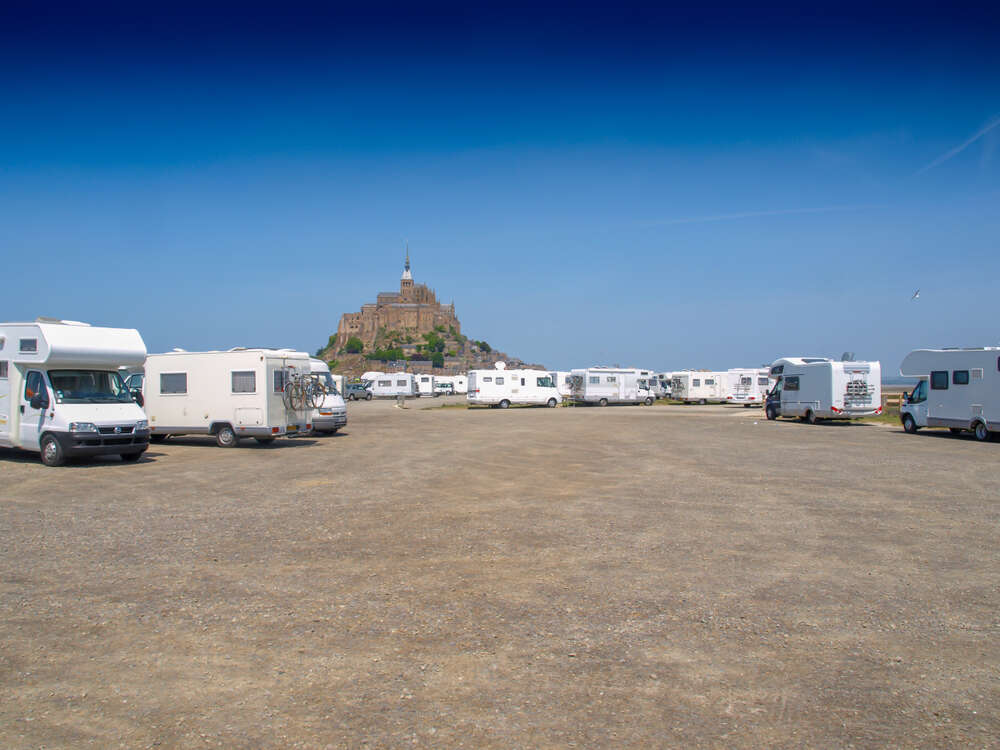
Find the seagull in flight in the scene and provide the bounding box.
[911,289,920,300]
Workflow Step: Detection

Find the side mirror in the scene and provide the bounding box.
[132,390,144,407]
[30,394,47,410]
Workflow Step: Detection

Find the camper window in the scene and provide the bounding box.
[496,377,504,385]
[483,376,493,383]
[536,376,554,388]
[972,368,984,380]
[274,370,289,393]
[784,376,800,391]
[160,372,187,394]
[953,370,970,385]
[0,361,7,378]
[930,371,949,390]
[771,365,784,375]
[589,376,599,385]
[19,338,37,353]
[378,379,391,387]
[705,379,715,385]
[521,378,525,386]
[758,377,769,386]
[606,376,617,383]
[232,371,256,393]
[396,379,406,387]
[692,379,700,387]
[24,370,45,399]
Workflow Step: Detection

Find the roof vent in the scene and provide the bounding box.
[841,352,855,361]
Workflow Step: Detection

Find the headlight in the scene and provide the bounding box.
[135,420,149,430]
[69,422,98,433]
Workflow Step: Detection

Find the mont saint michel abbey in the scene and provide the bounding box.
[334,252,461,349]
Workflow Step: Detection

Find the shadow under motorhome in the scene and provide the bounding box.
[899,347,1000,441]
[766,356,881,423]
[0,318,150,466]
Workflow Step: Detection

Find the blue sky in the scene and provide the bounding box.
[2,2,998,372]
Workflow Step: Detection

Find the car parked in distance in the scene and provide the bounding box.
[345,382,373,401]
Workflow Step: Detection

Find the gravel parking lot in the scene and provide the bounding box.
[2,399,998,748]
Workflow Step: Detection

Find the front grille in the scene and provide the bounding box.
[98,425,135,435]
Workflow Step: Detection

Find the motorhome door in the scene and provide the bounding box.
[19,369,49,451]
[0,362,10,446]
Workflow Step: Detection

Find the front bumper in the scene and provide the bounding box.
[53,429,150,457]
[314,412,348,431]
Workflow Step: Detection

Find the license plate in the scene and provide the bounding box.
[287,425,299,433]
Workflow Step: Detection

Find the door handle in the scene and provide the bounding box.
[20,405,24,414]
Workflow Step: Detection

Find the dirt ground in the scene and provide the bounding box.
[2,399,998,748]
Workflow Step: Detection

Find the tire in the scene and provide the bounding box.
[40,434,65,467]
[215,425,239,448]
[499,399,510,409]
[806,410,818,425]
[902,415,919,434]
[348,393,356,401]
[120,451,142,462]
[644,397,654,406]
[547,398,557,408]
[974,421,991,442]
[699,399,707,405]
[255,437,276,445]
[150,434,167,443]
[599,398,608,407]
[949,427,963,434]
[365,393,372,401]
[765,404,777,421]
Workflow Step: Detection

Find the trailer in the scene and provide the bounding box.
[725,368,771,407]
[899,347,1000,441]
[0,318,150,466]
[765,356,881,423]
[568,367,655,406]
[142,348,312,446]
[309,358,348,435]
[468,362,559,408]
[371,372,418,398]
[670,371,727,404]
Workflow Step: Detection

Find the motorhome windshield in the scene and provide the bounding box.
[48,369,134,404]
[314,371,339,394]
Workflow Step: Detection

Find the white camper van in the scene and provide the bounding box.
[371,373,418,398]
[416,374,436,397]
[670,371,726,404]
[765,356,882,423]
[451,374,468,395]
[568,367,655,406]
[899,348,1000,441]
[309,358,348,435]
[142,349,312,446]
[468,362,559,408]
[0,318,150,466]
[725,368,771,407]
[549,371,574,400]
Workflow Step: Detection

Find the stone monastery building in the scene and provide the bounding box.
[334,251,461,349]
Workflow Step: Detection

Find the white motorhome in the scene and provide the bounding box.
[899,347,1000,441]
[725,368,771,407]
[416,374,436,397]
[141,348,312,446]
[549,371,574,400]
[0,318,150,466]
[670,371,726,404]
[765,356,882,423]
[451,374,468,395]
[371,372,418,398]
[568,367,655,406]
[468,362,559,408]
[309,358,348,435]
[656,372,674,398]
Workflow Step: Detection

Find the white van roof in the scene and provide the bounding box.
[1,318,146,368]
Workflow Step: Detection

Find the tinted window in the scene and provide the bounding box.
[232,371,256,393]
[496,377,504,385]
[483,376,492,383]
[758,377,769,386]
[589,376,599,384]
[24,370,45,399]
[0,361,7,378]
[770,365,783,375]
[693,379,700,387]
[378,379,391,386]
[19,338,37,353]
[953,370,969,385]
[705,379,715,385]
[784,376,800,391]
[606,376,617,383]
[396,380,406,386]
[930,371,949,390]
[160,373,187,394]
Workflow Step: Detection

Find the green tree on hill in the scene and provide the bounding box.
[344,336,364,354]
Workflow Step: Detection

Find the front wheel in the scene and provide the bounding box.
[902,415,919,434]
[599,398,608,407]
[644,397,654,406]
[40,435,66,467]
[216,425,239,448]
[765,404,777,421]
[547,398,557,408]
[806,410,818,425]
[365,393,372,401]
[974,422,991,442]
[499,399,510,409]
